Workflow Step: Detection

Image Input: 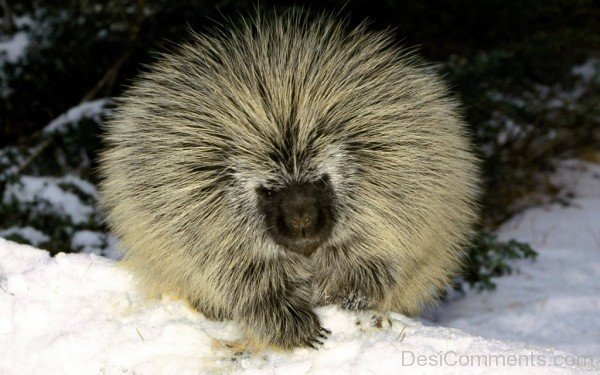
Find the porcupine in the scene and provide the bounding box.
[99,11,480,349]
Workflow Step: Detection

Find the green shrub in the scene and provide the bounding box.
[456,231,538,292]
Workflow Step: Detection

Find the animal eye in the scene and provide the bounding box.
[321,173,330,182]
[257,186,274,198]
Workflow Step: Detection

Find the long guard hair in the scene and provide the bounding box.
[100,10,480,349]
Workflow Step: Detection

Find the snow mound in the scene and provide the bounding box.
[0,239,597,374]
[429,160,600,359]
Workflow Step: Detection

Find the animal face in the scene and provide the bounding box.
[256,174,336,257]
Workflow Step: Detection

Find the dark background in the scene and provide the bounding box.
[3,1,599,144]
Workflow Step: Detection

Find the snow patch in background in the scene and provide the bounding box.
[572,58,600,82]
[3,175,95,225]
[0,32,29,63]
[0,227,49,247]
[43,98,109,134]
[71,230,122,260]
[0,16,32,64]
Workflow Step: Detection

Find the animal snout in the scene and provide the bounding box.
[282,190,319,232]
[289,211,315,231]
[256,177,335,255]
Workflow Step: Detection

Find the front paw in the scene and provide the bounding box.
[272,307,330,349]
[248,306,330,350]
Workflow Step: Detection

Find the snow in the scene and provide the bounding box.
[43,99,109,134]
[428,160,600,359]
[2,175,95,225]
[70,230,106,254]
[572,58,599,82]
[482,59,599,154]
[0,227,49,247]
[71,230,122,259]
[1,160,600,374]
[0,15,33,63]
[0,32,29,63]
[60,175,99,198]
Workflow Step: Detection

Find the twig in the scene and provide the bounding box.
[135,327,145,341]
[81,50,131,102]
[81,0,145,101]
[13,0,147,171]
[0,0,15,35]
[14,138,53,175]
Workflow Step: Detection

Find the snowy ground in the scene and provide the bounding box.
[427,159,600,359]
[1,160,599,374]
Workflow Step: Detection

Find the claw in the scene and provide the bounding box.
[310,338,324,345]
[320,327,331,335]
[307,342,319,350]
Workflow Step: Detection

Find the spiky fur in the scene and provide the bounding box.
[99,11,480,349]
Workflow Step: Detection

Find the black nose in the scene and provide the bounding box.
[281,189,319,233]
[256,175,335,257]
[287,207,317,232]
[290,214,312,230]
